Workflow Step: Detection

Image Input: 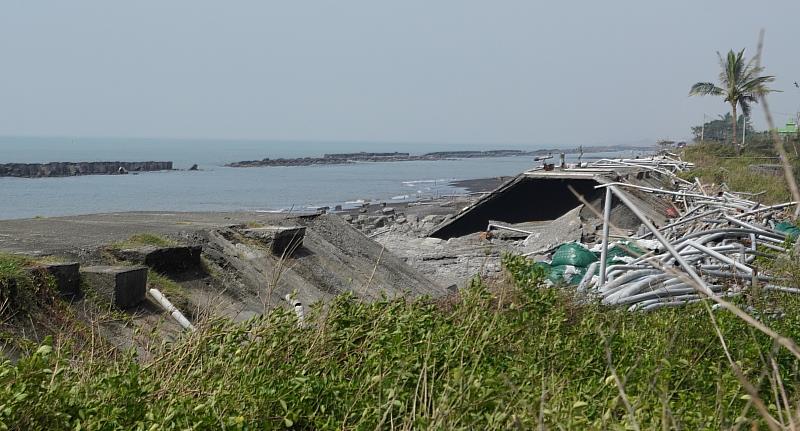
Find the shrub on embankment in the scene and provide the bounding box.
[0,253,58,317]
[680,142,800,204]
[1,255,800,429]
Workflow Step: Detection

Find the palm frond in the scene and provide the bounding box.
[739,98,752,117]
[740,75,776,95]
[716,51,731,88]
[689,82,725,96]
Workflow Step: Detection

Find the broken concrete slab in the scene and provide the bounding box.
[521,205,584,255]
[240,226,306,256]
[81,265,147,309]
[38,262,81,297]
[110,245,202,273]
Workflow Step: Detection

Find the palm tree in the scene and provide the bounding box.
[689,49,775,152]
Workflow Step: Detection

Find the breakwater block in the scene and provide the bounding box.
[110,246,202,273]
[81,266,147,309]
[241,226,306,255]
[37,262,81,297]
[0,161,173,178]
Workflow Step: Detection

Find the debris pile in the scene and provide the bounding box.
[338,154,798,305]
[531,156,799,311]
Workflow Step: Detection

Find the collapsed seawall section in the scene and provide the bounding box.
[0,161,173,178]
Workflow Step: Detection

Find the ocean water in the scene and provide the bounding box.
[0,137,646,220]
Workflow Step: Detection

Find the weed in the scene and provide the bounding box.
[147,270,191,313]
[0,263,797,429]
[109,233,177,250]
[680,142,796,204]
[0,253,56,316]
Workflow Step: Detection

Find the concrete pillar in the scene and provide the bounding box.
[81,266,148,309]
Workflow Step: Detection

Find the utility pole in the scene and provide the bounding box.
[742,114,747,149]
[700,113,706,142]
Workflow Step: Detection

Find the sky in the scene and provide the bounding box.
[1,0,799,147]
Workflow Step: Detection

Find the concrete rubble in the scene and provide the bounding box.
[342,154,800,311]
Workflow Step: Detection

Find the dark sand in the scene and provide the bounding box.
[337,176,514,220]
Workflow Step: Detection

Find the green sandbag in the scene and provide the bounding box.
[775,221,800,241]
[547,264,587,285]
[606,241,645,264]
[550,243,598,267]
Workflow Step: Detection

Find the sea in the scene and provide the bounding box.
[0,136,649,220]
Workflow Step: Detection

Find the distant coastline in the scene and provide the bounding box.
[226,145,655,168]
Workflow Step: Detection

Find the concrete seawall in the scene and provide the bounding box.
[0,161,173,178]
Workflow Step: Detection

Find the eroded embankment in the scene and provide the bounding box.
[0,212,443,360]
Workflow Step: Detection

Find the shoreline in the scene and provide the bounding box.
[226,145,655,168]
[0,174,509,222]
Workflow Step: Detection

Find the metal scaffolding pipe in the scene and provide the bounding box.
[608,186,713,296]
[599,187,612,286]
[683,241,752,274]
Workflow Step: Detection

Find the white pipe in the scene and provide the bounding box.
[148,288,195,331]
[600,269,662,296]
[603,273,671,305]
[608,186,714,296]
[597,182,726,201]
[683,241,752,274]
[599,187,612,286]
[765,285,800,294]
[486,223,533,235]
[733,201,798,219]
[722,214,784,239]
[285,294,305,326]
[638,208,721,239]
[577,261,599,292]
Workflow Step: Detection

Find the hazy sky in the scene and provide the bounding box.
[1,1,799,146]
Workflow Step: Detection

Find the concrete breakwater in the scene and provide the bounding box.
[0,161,173,178]
[226,146,656,168]
[227,150,544,168]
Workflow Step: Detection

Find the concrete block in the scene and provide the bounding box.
[81,265,147,309]
[110,245,202,273]
[38,262,81,297]
[241,226,306,256]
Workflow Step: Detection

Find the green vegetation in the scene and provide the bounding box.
[679,142,797,204]
[0,255,798,429]
[0,253,56,316]
[110,233,177,250]
[690,49,775,152]
[147,270,191,314]
[690,112,754,143]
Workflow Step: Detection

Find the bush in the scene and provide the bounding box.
[0,256,798,429]
[681,142,795,204]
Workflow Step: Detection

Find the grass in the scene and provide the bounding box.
[109,233,177,250]
[0,253,81,357]
[679,142,799,204]
[147,270,191,315]
[0,253,55,315]
[0,257,799,429]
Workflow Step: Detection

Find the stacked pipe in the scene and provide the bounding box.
[575,155,797,311]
